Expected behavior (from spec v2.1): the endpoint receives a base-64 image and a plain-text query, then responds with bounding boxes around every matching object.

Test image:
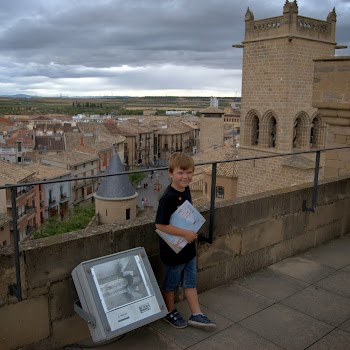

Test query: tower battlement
[244,1,336,44]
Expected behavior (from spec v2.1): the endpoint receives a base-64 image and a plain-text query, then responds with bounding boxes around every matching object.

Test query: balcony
[48,198,57,208]
[60,193,69,203]
[6,186,35,206]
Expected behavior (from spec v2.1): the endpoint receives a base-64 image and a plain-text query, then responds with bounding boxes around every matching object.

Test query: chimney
[80,136,84,146]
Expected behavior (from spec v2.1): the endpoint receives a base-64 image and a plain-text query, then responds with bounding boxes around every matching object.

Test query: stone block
[307,202,343,231]
[270,231,316,263]
[24,314,91,350]
[50,278,78,320]
[241,219,283,255]
[112,222,159,256]
[0,296,49,350]
[25,229,112,289]
[314,220,342,245]
[282,212,308,240]
[197,231,241,270]
[197,261,229,293]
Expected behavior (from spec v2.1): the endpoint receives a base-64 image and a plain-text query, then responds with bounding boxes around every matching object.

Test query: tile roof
[192,145,237,164]
[0,117,14,125]
[0,159,35,183]
[202,162,238,178]
[199,107,225,114]
[0,213,11,226]
[5,129,34,147]
[77,123,126,143]
[40,151,98,166]
[282,155,317,170]
[25,163,71,180]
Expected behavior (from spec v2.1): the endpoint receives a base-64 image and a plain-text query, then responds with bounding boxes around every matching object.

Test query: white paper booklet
[156,200,206,254]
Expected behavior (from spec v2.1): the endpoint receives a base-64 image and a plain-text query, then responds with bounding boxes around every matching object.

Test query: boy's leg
[162,263,188,329]
[184,288,201,314]
[162,289,175,312]
[182,259,216,331]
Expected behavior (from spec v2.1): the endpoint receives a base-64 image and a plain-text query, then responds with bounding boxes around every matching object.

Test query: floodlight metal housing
[72,247,167,343]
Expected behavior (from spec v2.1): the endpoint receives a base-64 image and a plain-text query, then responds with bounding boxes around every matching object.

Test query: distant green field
[0,96,240,116]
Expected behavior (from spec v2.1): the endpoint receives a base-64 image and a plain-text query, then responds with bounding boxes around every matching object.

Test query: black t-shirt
[155,185,196,266]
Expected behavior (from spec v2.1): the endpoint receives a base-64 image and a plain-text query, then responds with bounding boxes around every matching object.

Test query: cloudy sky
[0,0,349,97]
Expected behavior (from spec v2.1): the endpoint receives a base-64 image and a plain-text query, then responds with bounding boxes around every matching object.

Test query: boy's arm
[155,223,197,243]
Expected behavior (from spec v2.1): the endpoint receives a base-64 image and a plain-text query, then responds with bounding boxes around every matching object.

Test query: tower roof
[95,155,136,199]
[199,107,224,114]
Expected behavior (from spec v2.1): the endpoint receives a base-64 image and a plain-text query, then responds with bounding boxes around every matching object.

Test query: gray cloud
[0,0,349,96]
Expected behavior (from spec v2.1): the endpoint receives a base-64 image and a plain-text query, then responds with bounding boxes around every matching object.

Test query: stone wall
[1,175,350,350]
[312,56,350,178]
[237,147,325,197]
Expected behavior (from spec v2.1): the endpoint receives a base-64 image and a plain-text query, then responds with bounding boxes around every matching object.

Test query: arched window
[268,117,277,148]
[293,113,309,149]
[244,110,260,147]
[260,111,278,148]
[251,116,260,146]
[310,115,325,148]
[216,186,224,199]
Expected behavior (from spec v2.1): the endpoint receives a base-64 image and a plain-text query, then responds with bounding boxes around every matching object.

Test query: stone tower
[237,1,337,197]
[199,107,225,152]
[94,154,138,224]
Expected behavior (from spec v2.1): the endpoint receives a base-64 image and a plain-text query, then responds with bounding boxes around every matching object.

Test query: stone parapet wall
[1,176,350,350]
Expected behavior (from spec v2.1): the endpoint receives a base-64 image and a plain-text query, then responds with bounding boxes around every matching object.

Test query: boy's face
[169,166,193,192]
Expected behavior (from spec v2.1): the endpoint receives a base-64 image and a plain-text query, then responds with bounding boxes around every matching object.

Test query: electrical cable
[63,333,126,349]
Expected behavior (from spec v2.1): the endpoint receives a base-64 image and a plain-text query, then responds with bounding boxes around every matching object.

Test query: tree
[129,172,146,187]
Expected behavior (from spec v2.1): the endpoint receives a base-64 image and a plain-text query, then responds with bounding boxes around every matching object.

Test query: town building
[0,129,34,164]
[0,160,36,241]
[0,213,11,247]
[39,151,98,205]
[198,107,225,152]
[25,163,71,220]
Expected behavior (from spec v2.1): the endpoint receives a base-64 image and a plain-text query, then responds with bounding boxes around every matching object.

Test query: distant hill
[1,94,33,98]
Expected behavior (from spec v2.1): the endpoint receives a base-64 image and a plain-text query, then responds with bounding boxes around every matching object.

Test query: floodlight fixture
[72,247,167,343]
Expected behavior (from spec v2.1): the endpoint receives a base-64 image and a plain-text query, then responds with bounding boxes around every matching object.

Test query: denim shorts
[163,257,197,291]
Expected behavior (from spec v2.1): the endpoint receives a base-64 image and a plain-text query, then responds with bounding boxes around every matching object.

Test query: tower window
[216,186,224,199]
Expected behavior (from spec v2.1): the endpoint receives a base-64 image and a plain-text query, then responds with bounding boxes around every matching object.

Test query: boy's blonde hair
[168,152,194,173]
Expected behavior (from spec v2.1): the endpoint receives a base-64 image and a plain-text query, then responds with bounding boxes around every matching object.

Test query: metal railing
[0,146,350,301]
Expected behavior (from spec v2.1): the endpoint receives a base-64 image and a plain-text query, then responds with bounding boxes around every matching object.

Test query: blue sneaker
[188,314,216,331]
[163,308,188,329]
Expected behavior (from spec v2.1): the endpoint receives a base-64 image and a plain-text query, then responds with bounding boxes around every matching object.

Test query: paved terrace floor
[74,233,350,350]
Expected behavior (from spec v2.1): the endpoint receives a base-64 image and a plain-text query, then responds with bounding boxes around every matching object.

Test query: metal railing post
[303,150,321,213]
[9,186,22,301]
[208,163,217,244]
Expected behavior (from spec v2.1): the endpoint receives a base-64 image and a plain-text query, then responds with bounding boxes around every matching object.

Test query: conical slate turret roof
[95,155,136,198]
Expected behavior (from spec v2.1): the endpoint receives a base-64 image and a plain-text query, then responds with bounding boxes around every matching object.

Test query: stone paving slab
[339,319,350,333]
[307,329,350,350]
[298,235,350,269]
[281,285,350,327]
[150,301,233,349]
[80,325,182,350]
[187,324,284,350]
[197,282,274,323]
[316,270,350,298]
[341,264,350,273]
[235,268,309,302]
[239,303,334,350]
[269,257,336,283]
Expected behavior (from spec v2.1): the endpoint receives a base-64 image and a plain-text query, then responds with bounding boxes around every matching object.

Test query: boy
[155,152,216,331]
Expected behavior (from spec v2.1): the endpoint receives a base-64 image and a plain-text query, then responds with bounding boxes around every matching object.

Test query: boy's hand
[183,230,197,243]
